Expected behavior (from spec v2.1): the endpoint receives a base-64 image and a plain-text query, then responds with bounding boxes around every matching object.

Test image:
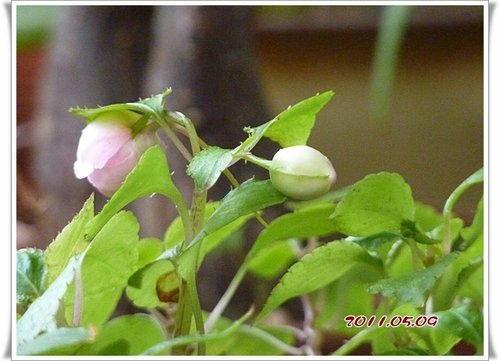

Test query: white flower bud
[269,145,336,200]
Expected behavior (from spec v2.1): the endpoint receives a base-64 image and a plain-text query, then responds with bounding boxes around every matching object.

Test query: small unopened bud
[269,145,336,200]
[74,110,155,197]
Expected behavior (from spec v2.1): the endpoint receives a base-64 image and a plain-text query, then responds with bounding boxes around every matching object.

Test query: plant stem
[166,111,200,154]
[188,189,208,354]
[406,238,424,272]
[240,153,272,170]
[157,121,193,162]
[149,308,174,336]
[205,265,248,333]
[187,271,205,354]
[300,294,318,355]
[442,168,483,254]
[222,168,240,188]
[174,280,192,337]
[332,327,376,355]
[442,213,453,255]
[239,324,304,355]
[178,112,207,354]
[162,111,207,353]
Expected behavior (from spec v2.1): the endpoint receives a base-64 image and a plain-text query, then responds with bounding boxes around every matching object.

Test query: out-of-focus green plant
[369,6,412,124]
[16,5,60,51]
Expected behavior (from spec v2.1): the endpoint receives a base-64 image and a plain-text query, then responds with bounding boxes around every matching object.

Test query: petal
[74,122,132,178]
[87,142,140,196]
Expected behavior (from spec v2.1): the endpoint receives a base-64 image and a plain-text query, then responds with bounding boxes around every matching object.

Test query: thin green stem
[166,111,200,155]
[442,219,453,255]
[161,112,206,352]
[172,123,208,149]
[222,169,240,188]
[405,238,424,272]
[187,270,205,355]
[188,189,208,354]
[190,189,206,243]
[332,327,376,355]
[240,153,272,170]
[175,111,207,354]
[157,121,193,162]
[171,190,194,251]
[174,281,192,338]
[442,168,483,254]
[239,325,304,355]
[149,308,174,336]
[205,265,248,333]
[255,213,269,228]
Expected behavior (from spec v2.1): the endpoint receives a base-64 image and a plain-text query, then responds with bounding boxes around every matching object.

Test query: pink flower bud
[74,110,155,197]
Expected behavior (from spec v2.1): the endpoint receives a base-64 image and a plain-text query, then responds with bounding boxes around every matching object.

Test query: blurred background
[15,4,484,323]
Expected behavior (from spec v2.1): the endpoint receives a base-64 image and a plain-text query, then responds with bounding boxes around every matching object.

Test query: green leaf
[414,202,444,232]
[316,277,375,337]
[285,185,352,210]
[17,254,83,345]
[246,203,337,262]
[376,348,430,356]
[163,214,185,249]
[428,218,464,242]
[368,252,459,306]
[44,195,94,284]
[461,196,483,248]
[77,314,166,355]
[85,145,186,240]
[331,172,414,236]
[248,240,297,279]
[188,179,287,250]
[235,122,273,156]
[233,91,334,155]
[16,248,48,310]
[385,240,414,276]
[187,146,234,191]
[137,238,164,268]
[401,220,441,245]
[256,241,382,322]
[434,302,483,349]
[264,91,334,147]
[69,89,171,123]
[136,89,171,120]
[126,259,177,309]
[65,211,139,326]
[431,237,483,311]
[346,231,401,250]
[17,327,95,356]
[443,168,483,217]
[198,213,253,268]
[456,256,483,303]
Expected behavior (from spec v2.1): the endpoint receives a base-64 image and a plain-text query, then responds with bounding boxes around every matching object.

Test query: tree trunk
[30,5,271,314]
[32,6,154,247]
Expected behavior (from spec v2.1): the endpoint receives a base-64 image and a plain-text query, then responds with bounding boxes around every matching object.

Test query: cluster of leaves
[16,91,483,356]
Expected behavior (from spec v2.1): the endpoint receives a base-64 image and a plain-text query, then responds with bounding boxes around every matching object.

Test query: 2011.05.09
[344,314,439,328]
